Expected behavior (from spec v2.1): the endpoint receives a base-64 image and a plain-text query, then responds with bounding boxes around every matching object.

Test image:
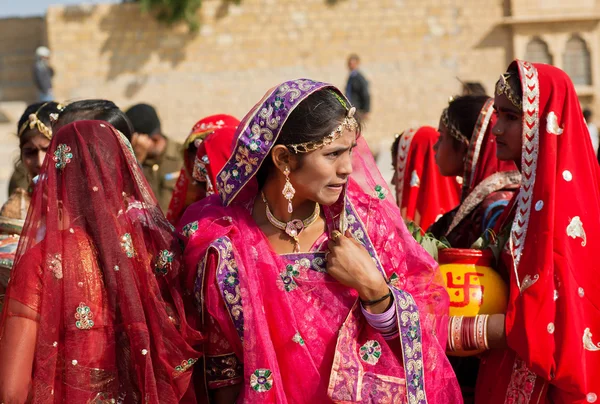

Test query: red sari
[395,126,460,231]
[430,99,520,248]
[0,121,202,403]
[476,61,600,403]
[166,114,239,226]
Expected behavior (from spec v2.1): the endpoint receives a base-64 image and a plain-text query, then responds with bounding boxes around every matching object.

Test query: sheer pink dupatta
[180,80,460,403]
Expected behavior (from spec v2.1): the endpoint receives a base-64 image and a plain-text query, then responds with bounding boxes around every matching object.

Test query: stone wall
[44,0,511,151]
[0,17,47,103]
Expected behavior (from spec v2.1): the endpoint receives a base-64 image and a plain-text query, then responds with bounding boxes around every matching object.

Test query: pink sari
[180,79,461,403]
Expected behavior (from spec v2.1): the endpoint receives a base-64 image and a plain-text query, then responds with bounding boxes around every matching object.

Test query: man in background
[32,47,54,102]
[345,54,371,120]
[584,108,599,157]
[125,103,183,212]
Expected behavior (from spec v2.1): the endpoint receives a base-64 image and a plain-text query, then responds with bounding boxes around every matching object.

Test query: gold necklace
[261,192,320,253]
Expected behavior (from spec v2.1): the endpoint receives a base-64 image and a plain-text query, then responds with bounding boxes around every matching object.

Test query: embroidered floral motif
[46,253,63,279]
[250,369,274,392]
[206,354,243,387]
[120,233,135,258]
[373,185,388,200]
[388,272,400,286]
[583,328,600,352]
[182,221,199,238]
[224,271,239,287]
[272,96,286,111]
[292,331,305,346]
[235,146,259,174]
[519,274,539,293]
[546,111,564,135]
[278,264,300,292]
[75,303,94,330]
[359,340,382,365]
[155,249,173,275]
[505,358,537,403]
[173,358,198,377]
[567,216,587,246]
[248,139,262,152]
[53,144,73,170]
[410,170,420,187]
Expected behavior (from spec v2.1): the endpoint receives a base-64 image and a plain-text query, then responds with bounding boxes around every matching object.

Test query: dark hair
[462,82,487,96]
[446,94,491,149]
[584,108,593,121]
[56,100,134,141]
[18,101,62,148]
[257,88,361,187]
[391,133,401,161]
[125,103,161,136]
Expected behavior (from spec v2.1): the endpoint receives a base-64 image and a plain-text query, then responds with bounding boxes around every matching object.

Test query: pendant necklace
[261,192,320,253]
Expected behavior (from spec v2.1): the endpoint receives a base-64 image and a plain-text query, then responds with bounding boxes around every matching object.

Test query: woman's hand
[327,230,390,313]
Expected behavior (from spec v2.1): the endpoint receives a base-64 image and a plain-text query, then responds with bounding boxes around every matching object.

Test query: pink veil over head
[180,80,461,403]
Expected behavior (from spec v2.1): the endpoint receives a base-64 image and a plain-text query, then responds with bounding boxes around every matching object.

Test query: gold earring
[282,166,295,214]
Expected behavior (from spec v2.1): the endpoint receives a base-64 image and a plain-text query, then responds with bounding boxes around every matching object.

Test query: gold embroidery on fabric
[583,328,600,352]
[546,111,564,135]
[173,358,198,377]
[46,253,63,279]
[567,216,587,246]
[519,274,539,293]
[75,302,94,330]
[120,233,136,257]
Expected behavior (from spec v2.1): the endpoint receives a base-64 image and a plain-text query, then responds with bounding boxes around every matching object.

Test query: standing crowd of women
[0,59,596,404]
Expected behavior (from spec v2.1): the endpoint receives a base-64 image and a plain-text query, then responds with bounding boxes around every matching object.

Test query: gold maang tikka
[441,107,469,144]
[288,101,359,153]
[495,73,522,110]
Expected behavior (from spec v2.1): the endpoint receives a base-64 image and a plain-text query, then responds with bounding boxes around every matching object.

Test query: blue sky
[0,0,119,18]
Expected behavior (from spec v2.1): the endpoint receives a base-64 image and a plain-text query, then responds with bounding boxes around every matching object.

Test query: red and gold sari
[476,61,600,403]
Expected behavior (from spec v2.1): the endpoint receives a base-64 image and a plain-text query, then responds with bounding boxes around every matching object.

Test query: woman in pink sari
[180,80,461,403]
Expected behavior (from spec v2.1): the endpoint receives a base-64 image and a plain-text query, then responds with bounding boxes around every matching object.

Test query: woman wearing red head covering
[166,115,239,225]
[429,95,521,248]
[391,126,461,232]
[0,120,202,403]
[472,61,600,403]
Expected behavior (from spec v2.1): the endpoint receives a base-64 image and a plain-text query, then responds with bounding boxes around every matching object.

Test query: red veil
[0,120,202,403]
[477,61,600,402]
[166,114,239,226]
[395,126,460,231]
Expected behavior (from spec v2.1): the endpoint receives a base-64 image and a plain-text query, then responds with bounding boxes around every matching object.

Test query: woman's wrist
[357,280,389,302]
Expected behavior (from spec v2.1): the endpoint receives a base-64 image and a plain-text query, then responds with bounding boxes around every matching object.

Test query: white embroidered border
[510,61,540,285]
[467,100,495,191]
[396,128,417,207]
